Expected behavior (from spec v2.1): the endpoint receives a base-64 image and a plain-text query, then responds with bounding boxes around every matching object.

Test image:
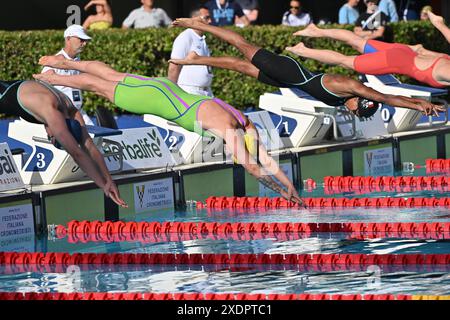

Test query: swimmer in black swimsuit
[0,79,127,208]
[170,17,445,118]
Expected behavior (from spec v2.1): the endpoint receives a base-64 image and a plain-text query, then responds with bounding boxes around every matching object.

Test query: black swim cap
[52,119,83,150]
[356,98,380,119]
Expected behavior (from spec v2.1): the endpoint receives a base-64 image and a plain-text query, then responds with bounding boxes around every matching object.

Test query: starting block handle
[280,107,357,141]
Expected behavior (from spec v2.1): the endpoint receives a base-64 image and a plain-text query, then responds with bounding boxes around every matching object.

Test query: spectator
[379,0,399,22]
[400,0,420,21]
[339,0,360,25]
[204,0,250,27]
[354,0,391,42]
[168,8,214,97]
[42,25,94,125]
[83,0,113,30]
[282,0,312,27]
[420,5,433,21]
[235,0,259,25]
[122,0,172,29]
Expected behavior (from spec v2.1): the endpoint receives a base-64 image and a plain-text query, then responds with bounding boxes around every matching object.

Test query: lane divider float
[201,196,450,209]
[0,292,436,300]
[1,292,449,300]
[320,176,449,194]
[1,252,449,268]
[52,221,450,241]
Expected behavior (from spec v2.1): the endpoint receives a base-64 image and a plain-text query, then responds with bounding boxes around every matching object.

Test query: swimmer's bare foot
[286,42,309,56]
[169,51,201,66]
[172,17,206,29]
[33,70,58,85]
[38,55,67,69]
[428,11,445,27]
[293,23,323,37]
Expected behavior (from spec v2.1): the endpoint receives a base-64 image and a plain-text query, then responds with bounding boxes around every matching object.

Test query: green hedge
[0,21,448,117]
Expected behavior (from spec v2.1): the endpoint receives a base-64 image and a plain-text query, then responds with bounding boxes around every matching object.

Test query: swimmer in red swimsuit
[288,23,450,88]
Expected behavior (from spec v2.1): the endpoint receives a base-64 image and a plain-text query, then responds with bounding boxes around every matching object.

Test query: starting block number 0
[381,108,391,122]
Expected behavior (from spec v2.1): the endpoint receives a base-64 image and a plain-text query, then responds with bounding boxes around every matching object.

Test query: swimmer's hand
[104,180,128,208]
[282,186,306,208]
[431,103,447,116]
[417,100,446,116]
[38,55,67,69]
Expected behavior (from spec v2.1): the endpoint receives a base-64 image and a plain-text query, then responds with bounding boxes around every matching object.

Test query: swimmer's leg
[39,56,127,82]
[34,72,117,101]
[294,23,367,53]
[286,42,357,70]
[170,52,287,87]
[173,18,260,61]
[170,53,261,79]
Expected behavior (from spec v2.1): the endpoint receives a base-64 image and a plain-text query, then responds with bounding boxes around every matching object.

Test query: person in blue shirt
[339,0,360,24]
[379,0,399,22]
[203,0,250,26]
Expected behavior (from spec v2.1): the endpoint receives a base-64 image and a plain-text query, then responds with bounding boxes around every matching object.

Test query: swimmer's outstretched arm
[45,110,110,193]
[71,109,127,208]
[428,11,450,44]
[211,122,302,204]
[245,122,303,205]
[341,77,446,116]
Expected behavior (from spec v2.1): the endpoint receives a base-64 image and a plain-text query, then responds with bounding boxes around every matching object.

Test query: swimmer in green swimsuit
[34,55,303,204]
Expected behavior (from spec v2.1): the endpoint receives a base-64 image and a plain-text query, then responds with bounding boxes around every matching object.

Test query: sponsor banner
[0,203,35,250]
[0,143,25,191]
[364,147,394,176]
[259,162,293,196]
[246,111,284,151]
[103,127,176,171]
[134,178,175,213]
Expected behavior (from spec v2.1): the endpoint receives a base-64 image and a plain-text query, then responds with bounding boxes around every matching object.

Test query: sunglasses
[201,15,211,20]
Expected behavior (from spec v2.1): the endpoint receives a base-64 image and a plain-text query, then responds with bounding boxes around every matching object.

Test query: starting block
[258,88,340,147]
[362,74,449,133]
[7,120,124,185]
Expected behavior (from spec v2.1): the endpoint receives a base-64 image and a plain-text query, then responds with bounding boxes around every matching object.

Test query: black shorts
[252,48,314,87]
[251,49,346,107]
[0,80,41,123]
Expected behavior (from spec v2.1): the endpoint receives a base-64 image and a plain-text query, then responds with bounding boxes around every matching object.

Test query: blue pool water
[0,183,449,295]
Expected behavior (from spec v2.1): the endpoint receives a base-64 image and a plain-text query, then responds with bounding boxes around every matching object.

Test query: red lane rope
[1,252,449,267]
[60,229,450,244]
[321,176,450,194]
[0,292,414,300]
[54,221,450,241]
[202,196,450,209]
[425,159,450,174]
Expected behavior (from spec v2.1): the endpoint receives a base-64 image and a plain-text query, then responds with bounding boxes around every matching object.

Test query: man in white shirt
[282,0,312,27]
[168,8,214,97]
[122,0,172,29]
[42,24,94,125]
